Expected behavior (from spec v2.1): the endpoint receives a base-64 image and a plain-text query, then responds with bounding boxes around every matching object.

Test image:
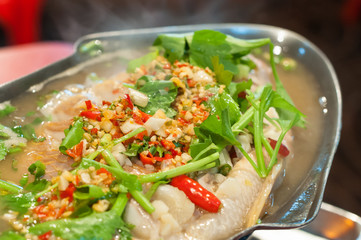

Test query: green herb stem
[234,143,261,177]
[139,152,219,183]
[129,190,155,214]
[86,149,103,160]
[112,193,129,216]
[231,107,254,133]
[266,130,288,174]
[81,159,136,185]
[253,103,266,177]
[112,127,146,146]
[144,180,169,200]
[196,161,218,171]
[98,150,155,214]
[261,137,275,160]
[34,183,58,199]
[0,179,22,193]
[102,149,120,168]
[193,143,219,161]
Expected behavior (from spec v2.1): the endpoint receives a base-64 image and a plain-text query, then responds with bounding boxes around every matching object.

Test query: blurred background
[0,0,360,216]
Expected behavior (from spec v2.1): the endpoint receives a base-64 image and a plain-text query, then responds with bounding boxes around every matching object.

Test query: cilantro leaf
[153,34,186,63]
[189,138,214,159]
[28,161,46,179]
[127,50,159,73]
[11,124,45,142]
[24,179,49,193]
[0,142,7,160]
[74,185,106,200]
[0,124,9,138]
[123,143,142,157]
[189,30,238,74]
[59,119,84,154]
[29,193,130,240]
[0,104,16,118]
[0,231,26,240]
[212,56,233,86]
[136,77,178,117]
[195,108,238,150]
[208,91,241,126]
[30,210,124,240]
[228,79,253,100]
[0,192,36,215]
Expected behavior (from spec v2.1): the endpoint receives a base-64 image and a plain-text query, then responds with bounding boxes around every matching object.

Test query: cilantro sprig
[151,29,305,177]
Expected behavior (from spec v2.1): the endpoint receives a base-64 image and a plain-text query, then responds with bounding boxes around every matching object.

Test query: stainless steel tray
[0,24,342,239]
[249,202,361,240]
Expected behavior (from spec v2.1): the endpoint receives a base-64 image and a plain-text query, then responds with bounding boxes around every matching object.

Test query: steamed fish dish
[0,30,304,240]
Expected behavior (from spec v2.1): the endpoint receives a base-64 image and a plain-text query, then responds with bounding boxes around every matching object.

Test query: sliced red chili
[160,139,175,150]
[96,167,112,176]
[170,149,181,157]
[237,91,247,99]
[38,230,52,240]
[177,117,190,126]
[139,152,155,165]
[80,110,101,121]
[268,138,290,157]
[33,205,47,220]
[135,130,147,140]
[56,205,67,219]
[90,128,98,135]
[124,94,134,110]
[102,100,112,106]
[171,175,221,213]
[85,100,92,110]
[154,153,173,161]
[60,182,76,202]
[133,113,144,125]
[65,141,83,159]
[133,110,151,125]
[187,79,196,87]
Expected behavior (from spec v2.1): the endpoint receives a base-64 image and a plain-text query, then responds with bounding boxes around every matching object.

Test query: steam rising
[44,0,262,42]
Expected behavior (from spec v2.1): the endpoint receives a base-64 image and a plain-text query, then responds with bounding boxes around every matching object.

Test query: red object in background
[342,0,361,25]
[0,0,74,85]
[0,0,45,45]
[0,42,73,84]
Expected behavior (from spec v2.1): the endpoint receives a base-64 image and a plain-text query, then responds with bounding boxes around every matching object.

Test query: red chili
[171,175,221,213]
[65,141,83,159]
[268,138,290,157]
[124,94,134,110]
[96,167,112,176]
[60,183,76,202]
[237,91,247,99]
[90,127,98,135]
[80,110,101,121]
[135,130,147,140]
[160,139,175,150]
[170,149,181,157]
[154,153,173,162]
[133,110,151,125]
[38,231,52,240]
[187,79,196,87]
[85,100,92,110]
[139,152,155,165]
[102,100,112,106]
[177,117,190,126]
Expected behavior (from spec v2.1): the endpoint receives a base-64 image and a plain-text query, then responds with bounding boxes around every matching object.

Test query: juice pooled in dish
[0,30,305,240]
